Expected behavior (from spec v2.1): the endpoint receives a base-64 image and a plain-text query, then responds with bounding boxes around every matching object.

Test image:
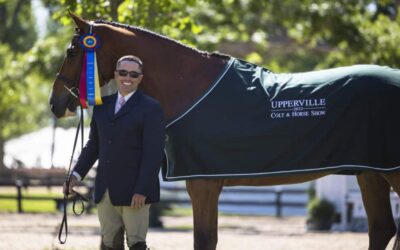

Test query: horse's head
[50,13,116,118]
[49,13,83,118]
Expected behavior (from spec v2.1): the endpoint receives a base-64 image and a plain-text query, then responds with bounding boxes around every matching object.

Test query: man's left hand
[131,193,147,209]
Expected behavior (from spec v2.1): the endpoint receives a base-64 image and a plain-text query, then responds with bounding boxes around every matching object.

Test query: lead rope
[58,105,89,244]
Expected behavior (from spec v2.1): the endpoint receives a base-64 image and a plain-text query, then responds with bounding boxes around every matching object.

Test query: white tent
[5,126,90,169]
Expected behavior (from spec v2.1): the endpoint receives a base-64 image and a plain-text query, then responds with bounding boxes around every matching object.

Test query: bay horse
[49,14,400,250]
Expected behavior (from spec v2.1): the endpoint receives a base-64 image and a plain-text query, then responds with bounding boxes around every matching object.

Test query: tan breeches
[97,191,150,248]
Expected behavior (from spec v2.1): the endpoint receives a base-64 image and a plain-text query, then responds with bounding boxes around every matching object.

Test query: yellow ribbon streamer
[94,53,103,105]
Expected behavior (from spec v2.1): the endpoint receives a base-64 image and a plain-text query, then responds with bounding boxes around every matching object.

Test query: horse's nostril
[50,104,55,112]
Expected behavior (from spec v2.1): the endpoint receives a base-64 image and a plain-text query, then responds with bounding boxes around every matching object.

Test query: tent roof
[5,126,89,169]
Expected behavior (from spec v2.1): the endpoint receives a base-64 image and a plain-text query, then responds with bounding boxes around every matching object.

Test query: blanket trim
[166,57,235,128]
[164,164,400,181]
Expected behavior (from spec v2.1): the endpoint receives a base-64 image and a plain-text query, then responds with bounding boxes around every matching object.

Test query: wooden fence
[0,179,308,216]
[161,184,308,217]
[0,179,92,213]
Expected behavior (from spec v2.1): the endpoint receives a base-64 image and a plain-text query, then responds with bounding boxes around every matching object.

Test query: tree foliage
[0,32,68,139]
[1,0,400,169]
[266,0,400,68]
[0,0,37,52]
[44,0,202,46]
[47,0,400,70]
[0,1,69,169]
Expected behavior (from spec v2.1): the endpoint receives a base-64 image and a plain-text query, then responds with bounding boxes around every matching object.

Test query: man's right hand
[63,174,79,196]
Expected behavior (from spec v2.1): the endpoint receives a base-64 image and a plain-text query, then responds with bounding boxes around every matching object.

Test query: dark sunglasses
[115,69,143,78]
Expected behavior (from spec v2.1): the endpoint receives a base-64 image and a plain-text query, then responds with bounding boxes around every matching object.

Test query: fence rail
[0,180,90,213]
[0,180,308,216]
[161,185,307,217]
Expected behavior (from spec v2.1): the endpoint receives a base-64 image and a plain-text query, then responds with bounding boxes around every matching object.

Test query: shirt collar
[117,90,136,103]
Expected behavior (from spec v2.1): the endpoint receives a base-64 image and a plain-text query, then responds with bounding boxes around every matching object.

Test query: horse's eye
[67,45,76,58]
[66,33,81,58]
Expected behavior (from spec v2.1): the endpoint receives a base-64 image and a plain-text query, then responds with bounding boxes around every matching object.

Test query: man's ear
[68,10,89,33]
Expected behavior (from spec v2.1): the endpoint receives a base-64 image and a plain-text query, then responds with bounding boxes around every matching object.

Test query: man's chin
[118,86,138,95]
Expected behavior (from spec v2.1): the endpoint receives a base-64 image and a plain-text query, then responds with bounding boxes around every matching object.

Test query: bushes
[306,198,335,231]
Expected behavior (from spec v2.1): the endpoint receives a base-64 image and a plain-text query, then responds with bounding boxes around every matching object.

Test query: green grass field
[0,198,58,213]
[0,187,192,216]
[0,188,63,213]
[162,205,193,217]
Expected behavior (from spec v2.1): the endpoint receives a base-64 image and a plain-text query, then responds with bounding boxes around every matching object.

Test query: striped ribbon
[79,32,103,108]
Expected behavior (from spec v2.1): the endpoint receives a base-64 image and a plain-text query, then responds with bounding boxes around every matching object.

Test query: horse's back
[265,64,400,103]
[276,64,400,86]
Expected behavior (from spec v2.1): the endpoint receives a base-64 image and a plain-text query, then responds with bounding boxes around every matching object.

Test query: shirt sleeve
[71,171,82,181]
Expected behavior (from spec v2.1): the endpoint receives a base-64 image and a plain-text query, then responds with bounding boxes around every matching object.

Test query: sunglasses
[115,69,143,78]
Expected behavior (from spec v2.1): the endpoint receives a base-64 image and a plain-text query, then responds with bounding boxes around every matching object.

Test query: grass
[0,199,58,213]
[0,188,63,213]
[0,188,196,217]
[162,205,193,217]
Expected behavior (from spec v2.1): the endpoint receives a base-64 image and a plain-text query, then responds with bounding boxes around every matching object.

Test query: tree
[0,0,37,52]
[190,0,400,70]
[265,0,400,68]
[0,1,37,170]
[0,1,68,170]
[48,0,400,70]
[46,0,201,45]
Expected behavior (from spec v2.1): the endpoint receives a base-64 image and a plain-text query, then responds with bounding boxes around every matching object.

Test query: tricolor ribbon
[79,32,102,108]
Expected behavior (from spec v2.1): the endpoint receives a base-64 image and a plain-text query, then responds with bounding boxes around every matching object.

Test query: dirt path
[0,213,396,250]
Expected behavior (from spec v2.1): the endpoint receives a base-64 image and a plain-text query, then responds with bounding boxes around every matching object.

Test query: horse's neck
[147,54,228,123]
[117,30,229,122]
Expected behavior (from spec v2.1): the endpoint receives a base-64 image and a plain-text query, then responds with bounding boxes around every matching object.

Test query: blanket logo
[270,98,326,119]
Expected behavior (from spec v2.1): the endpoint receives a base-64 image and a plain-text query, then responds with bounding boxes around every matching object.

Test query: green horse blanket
[163,58,400,181]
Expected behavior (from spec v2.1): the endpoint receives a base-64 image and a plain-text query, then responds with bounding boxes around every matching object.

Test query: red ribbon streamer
[79,53,88,108]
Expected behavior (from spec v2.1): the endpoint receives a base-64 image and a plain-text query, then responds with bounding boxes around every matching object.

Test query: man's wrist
[71,171,82,181]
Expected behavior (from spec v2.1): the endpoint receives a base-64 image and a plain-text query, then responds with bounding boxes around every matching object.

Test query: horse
[49,13,400,250]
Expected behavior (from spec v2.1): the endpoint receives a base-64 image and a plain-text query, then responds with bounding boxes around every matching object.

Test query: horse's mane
[94,19,230,60]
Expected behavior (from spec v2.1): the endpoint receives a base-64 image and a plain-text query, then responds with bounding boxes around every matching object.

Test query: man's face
[114,60,143,96]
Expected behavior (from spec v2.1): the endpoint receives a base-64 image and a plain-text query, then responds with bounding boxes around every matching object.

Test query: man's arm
[133,103,165,201]
[65,117,99,194]
[74,117,99,178]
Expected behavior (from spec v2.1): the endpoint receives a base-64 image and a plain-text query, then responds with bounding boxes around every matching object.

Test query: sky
[32,0,49,38]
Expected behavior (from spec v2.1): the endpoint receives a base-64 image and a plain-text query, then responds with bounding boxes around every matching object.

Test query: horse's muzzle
[49,91,76,118]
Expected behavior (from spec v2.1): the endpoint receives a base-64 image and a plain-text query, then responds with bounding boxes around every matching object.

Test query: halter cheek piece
[56,28,82,100]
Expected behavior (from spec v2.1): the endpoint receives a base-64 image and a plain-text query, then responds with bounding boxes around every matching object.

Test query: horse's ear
[68,11,89,32]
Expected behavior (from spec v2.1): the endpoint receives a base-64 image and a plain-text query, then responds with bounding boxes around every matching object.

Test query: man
[65,55,165,250]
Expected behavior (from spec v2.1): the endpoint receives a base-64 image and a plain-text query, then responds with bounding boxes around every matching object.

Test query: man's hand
[131,193,147,209]
[63,174,79,196]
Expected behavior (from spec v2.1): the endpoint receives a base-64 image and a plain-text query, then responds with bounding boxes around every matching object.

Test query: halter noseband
[56,73,80,98]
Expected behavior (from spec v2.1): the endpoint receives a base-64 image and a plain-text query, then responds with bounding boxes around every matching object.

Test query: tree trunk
[11,0,24,29]
[0,2,7,42]
[110,0,123,21]
[0,137,4,171]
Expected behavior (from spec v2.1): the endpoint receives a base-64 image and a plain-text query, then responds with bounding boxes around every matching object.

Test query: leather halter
[56,73,80,98]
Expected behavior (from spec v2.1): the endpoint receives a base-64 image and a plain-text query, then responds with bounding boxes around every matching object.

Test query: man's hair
[116,55,143,71]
